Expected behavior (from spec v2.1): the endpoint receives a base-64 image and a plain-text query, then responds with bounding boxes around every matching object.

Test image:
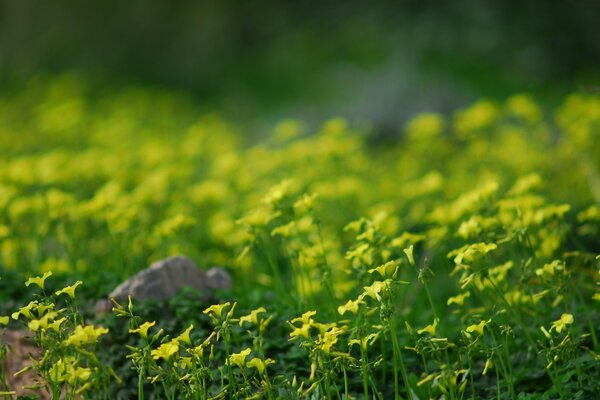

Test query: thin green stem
[389,320,410,400]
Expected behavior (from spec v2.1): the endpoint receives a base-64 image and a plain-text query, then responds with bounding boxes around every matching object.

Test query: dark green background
[1,0,599,129]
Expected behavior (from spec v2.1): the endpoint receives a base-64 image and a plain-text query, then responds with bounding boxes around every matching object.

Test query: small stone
[108,256,211,302]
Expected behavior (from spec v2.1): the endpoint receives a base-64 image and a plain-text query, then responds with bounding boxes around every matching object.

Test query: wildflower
[482,358,493,376]
[448,242,497,266]
[247,357,275,374]
[349,333,379,351]
[47,317,66,332]
[403,245,415,266]
[363,280,389,300]
[447,292,470,306]
[368,260,399,278]
[271,221,295,238]
[417,373,436,387]
[27,311,58,332]
[289,323,312,341]
[227,347,251,368]
[65,325,109,347]
[129,321,156,339]
[180,357,193,369]
[0,316,9,325]
[418,318,439,336]
[239,307,267,327]
[12,302,39,320]
[290,310,317,326]
[345,243,373,265]
[25,272,52,290]
[337,296,364,315]
[535,260,565,277]
[151,339,180,361]
[66,367,92,384]
[176,324,194,345]
[294,193,317,214]
[550,313,574,333]
[465,320,489,336]
[203,302,231,319]
[192,332,216,358]
[35,302,55,317]
[317,326,345,354]
[55,281,83,299]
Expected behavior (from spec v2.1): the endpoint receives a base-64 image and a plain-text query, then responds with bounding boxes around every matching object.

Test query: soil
[1,329,50,399]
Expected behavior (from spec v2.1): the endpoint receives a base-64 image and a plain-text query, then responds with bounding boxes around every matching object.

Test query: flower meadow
[0,76,600,399]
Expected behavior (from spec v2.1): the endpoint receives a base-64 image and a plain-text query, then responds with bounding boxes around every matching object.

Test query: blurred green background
[1,0,599,132]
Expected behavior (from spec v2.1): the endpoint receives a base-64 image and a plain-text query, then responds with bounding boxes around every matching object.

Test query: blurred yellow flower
[465,320,489,336]
[337,297,364,315]
[447,292,470,306]
[550,313,574,333]
[417,318,439,336]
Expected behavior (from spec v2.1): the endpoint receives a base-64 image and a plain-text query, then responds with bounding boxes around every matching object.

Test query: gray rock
[107,255,232,303]
[206,267,233,291]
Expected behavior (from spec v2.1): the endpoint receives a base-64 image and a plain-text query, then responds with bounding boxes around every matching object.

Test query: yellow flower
[12,301,37,320]
[349,333,379,351]
[247,357,275,375]
[227,347,251,368]
[129,321,156,339]
[192,332,216,358]
[363,280,390,300]
[180,357,193,369]
[176,324,194,345]
[35,302,55,317]
[151,339,180,361]
[27,311,58,332]
[289,323,312,341]
[293,193,317,214]
[290,310,317,326]
[66,367,91,385]
[550,313,574,333]
[593,293,600,302]
[403,245,415,266]
[203,302,231,319]
[337,297,364,315]
[465,320,489,336]
[368,260,399,278]
[55,281,83,299]
[417,318,439,336]
[535,260,564,278]
[317,326,345,354]
[25,271,53,290]
[239,307,267,327]
[47,317,67,332]
[0,316,9,325]
[65,325,109,347]
[447,292,471,306]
